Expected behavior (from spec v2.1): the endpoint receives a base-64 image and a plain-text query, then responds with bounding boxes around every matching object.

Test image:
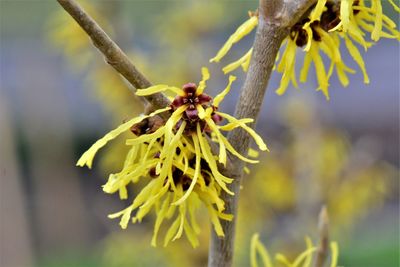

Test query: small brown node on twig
[248,9,259,18]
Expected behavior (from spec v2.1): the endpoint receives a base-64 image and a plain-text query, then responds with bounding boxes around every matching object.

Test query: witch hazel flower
[135,67,267,195]
[211,0,400,100]
[76,67,266,246]
[106,140,233,248]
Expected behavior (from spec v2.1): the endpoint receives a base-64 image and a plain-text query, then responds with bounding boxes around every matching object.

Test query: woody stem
[207,0,317,266]
[56,0,171,111]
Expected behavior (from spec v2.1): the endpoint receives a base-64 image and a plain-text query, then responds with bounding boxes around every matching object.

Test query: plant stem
[207,0,317,266]
[56,0,170,110]
[313,206,330,267]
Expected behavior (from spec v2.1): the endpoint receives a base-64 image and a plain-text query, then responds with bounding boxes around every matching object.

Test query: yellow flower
[77,110,232,246]
[250,233,339,267]
[211,0,399,100]
[135,67,268,196]
[332,0,400,41]
[77,67,267,246]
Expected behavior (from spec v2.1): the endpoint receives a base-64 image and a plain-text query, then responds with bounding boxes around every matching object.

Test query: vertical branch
[313,206,330,267]
[208,0,317,266]
[208,20,287,267]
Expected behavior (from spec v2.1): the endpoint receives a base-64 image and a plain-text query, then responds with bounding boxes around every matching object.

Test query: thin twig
[208,0,317,266]
[313,206,330,267]
[56,0,232,160]
[56,0,171,110]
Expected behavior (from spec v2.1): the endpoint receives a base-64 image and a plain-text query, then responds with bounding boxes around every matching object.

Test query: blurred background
[0,1,398,267]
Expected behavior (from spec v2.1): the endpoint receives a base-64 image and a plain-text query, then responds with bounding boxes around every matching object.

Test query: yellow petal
[125,127,165,146]
[219,118,254,131]
[197,67,210,94]
[330,242,339,267]
[222,48,253,74]
[210,16,258,63]
[276,254,292,267]
[248,148,259,158]
[302,237,314,267]
[206,118,227,166]
[172,203,186,241]
[196,125,234,194]
[136,84,182,96]
[310,0,327,21]
[157,120,186,182]
[183,221,199,248]
[347,20,371,51]
[344,36,370,84]
[163,105,186,151]
[207,205,225,237]
[300,53,312,83]
[303,24,313,52]
[216,112,268,151]
[197,104,206,120]
[310,43,330,100]
[151,194,170,247]
[329,0,352,32]
[371,0,383,41]
[77,107,170,168]
[213,75,237,107]
[108,205,134,229]
[218,132,259,164]
[163,216,181,247]
[135,182,169,223]
[250,233,273,267]
[172,135,201,205]
[119,186,128,200]
[389,0,400,13]
[292,247,318,267]
[250,234,259,267]
[188,196,201,234]
[276,38,298,95]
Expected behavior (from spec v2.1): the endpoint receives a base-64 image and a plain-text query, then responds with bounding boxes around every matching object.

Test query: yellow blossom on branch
[211,0,400,100]
[250,233,339,267]
[76,67,267,246]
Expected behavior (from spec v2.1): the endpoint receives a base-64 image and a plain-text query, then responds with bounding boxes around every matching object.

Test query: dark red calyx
[171,96,185,109]
[211,113,223,124]
[197,93,212,104]
[149,167,158,178]
[185,107,199,121]
[183,83,197,95]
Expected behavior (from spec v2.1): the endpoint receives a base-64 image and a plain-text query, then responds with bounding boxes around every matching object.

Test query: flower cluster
[77,68,267,246]
[211,0,400,99]
[250,233,339,267]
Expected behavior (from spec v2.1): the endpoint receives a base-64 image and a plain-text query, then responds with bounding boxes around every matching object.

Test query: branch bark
[313,206,330,267]
[208,0,317,266]
[56,0,171,110]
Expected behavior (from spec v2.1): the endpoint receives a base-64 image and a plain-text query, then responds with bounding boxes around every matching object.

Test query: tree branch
[313,206,330,267]
[208,0,317,266]
[56,0,171,110]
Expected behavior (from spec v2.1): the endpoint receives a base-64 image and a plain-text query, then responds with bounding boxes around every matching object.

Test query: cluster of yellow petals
[135,68,267,192]
[211,0,400,100]
[77,68,266,246]
[250,234,339,267]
